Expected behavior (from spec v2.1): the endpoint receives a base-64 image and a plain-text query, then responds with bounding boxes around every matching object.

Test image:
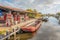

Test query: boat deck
[0,19,37,31]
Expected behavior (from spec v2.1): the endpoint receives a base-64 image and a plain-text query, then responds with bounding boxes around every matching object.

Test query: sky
[0,0,60,14]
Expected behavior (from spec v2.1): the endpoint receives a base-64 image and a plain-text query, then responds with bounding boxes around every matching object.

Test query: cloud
[3,1,15,7]
[0,0,60,14]
[52,0,60,4]
[53,1,60,4]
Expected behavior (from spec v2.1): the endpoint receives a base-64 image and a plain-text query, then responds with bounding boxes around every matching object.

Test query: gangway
[0,19,37,40]
[0,27,20,40]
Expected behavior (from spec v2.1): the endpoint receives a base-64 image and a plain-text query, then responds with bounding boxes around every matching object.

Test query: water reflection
[48,17,59,25]
[20,33,34,40]
[9,33,35,40]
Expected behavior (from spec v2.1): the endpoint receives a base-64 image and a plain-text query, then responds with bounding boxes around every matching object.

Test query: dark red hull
[21,21,42,32]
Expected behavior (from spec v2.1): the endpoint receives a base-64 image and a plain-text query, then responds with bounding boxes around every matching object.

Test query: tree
[57,12,60,16]
[26,9,35,18]
[26,8,33,12]
[33,9,37,13]
[56,12,60,19]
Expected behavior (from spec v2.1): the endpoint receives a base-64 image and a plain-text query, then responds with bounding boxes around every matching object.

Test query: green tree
[57,12,60,16]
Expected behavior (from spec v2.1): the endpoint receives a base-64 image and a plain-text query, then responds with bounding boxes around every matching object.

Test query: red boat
[21,19,42,33]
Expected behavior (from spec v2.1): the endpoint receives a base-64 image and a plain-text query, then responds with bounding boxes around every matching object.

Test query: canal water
[11,17,60,40]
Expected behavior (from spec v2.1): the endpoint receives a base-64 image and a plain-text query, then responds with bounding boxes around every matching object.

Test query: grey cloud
[32,0,53,5]
[0,0,60,14]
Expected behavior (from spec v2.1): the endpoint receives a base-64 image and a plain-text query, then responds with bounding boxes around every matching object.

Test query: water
[10,17,60,40]
[28,17,60,40]
[48,17,59,25]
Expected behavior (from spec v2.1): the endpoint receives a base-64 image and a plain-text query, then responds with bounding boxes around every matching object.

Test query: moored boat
[21,19,42,33]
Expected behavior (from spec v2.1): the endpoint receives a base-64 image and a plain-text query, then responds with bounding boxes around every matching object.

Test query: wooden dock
[0,19,37,40]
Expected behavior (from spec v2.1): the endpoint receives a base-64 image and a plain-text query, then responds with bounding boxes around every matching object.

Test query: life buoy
[4,14,7,21]
[6,13,13,26]
[14,15,17,21]
[17,15,20,23]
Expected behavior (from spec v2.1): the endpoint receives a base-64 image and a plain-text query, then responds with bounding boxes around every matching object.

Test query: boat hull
[21,21,42,33]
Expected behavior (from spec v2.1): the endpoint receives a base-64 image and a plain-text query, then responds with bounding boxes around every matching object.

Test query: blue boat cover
[0,10,3,16]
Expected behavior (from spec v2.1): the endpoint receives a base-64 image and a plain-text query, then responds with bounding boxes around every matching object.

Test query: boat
[21,19,42,33]
[42,16,48,22]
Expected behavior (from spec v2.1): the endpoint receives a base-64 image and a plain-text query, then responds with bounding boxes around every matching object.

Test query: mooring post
[6,31,9,40]
[13,28,16,40]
